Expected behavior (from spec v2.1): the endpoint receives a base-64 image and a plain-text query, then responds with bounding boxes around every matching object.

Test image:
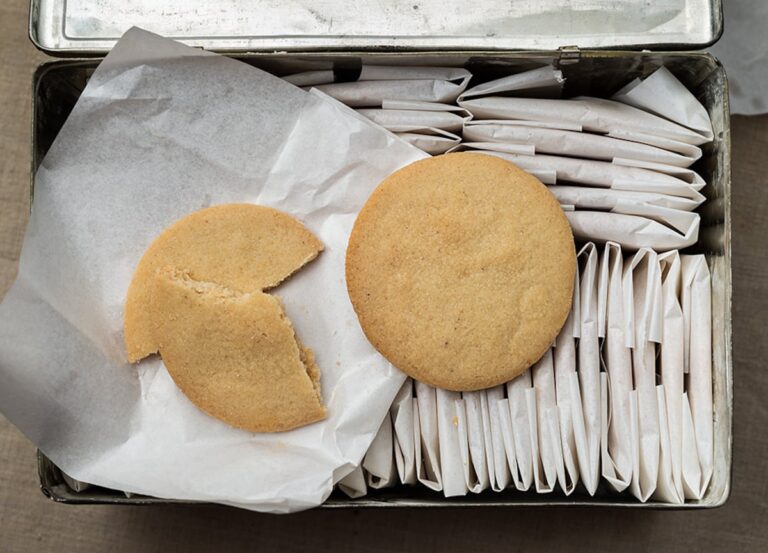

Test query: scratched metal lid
[30,0,722,55]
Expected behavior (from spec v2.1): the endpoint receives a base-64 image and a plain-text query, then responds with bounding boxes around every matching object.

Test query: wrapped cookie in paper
[459,95,710,147]
[358,101,471,133]
[623,249,663,502]
[457,391,490,493]
[681,255,714,500]
[457,66,565,101]
[531,350,566,494]
[357,101,469,155]
[613,67,714,143]
[564,210,699,251]
[462,120,701,168]
[310,65,472,107]
[655,251,686,503]
[436,388,467,497]
[485,385,512,491]
[598,242,633,492]
[458,145,706,198]
[396,129,462,155]
[655,384,682,503]
[390,379,417,485]
[363,414,397,489]
[574,243,601,495]
[500,371,536,492]
[553,273,581,495]
[338,466,368,499]
[414,381,442,491]
[549,186,703,213]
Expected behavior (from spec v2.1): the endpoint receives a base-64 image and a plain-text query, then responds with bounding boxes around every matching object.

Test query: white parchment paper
[462,121,700,168]
[457,66,564,101]
[599,242,633,492]
[311,66,471,107]
[612,67,714,142]
[0,28,427,512]
[459,95,709,146]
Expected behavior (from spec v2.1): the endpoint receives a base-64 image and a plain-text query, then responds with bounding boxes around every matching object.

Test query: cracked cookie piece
[124,204,325,432]
[345,153,576,391]
[149,268,325,433]
[125,204,323,363]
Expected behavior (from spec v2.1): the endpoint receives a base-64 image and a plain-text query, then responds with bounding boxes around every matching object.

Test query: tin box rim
[29,0,723,57]
[28,50,732,509]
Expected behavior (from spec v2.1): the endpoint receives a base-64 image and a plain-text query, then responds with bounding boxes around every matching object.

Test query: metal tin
[30,0,723,55]
[31,51,732,508]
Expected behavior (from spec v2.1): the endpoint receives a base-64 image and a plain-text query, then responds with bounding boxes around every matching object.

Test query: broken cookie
[125,203,323,363]
[150,268,325,432]
[124,204,325,432]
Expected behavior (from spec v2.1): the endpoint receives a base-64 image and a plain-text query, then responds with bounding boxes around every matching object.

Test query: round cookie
[124,204,323,363]
[345,152,576,391]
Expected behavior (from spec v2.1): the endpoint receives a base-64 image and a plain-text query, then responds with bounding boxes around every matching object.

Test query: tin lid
[30,0,723,55]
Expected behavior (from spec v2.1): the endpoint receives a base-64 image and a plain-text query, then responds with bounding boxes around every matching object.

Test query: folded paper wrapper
[325,65,716,504]
[0,31,716,510]
[0,28,428,513]
[287,63,713,252]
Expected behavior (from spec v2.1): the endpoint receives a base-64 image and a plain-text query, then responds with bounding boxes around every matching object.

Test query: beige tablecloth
[1,1,766,550]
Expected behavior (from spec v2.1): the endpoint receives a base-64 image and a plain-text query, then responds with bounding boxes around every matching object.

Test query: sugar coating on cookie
[345,153,576,391]
[125,204,323,363]
[150,268,325,433]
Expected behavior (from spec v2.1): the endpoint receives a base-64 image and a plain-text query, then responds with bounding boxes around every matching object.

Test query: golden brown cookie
[124,204,326,433]
[345,153,576,391]
[125,204,323,363]
[149,268,325,432]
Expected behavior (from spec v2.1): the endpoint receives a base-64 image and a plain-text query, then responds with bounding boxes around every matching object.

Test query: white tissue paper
[486,386,511,491]
[363,414,397,489]
[623,249,663,502]
[414,381,443,491]
[681,255,714,500]
[396,129,462,155]
[457,66,565,101]
[458,391,490,493]
[548,186,703,213]
[654,250,685,504]
[462,121,701,167]
[357,101,469,155]
[612,67,714,142]
[553,275,581,495]
[504,371,536,492]
[337,466,368,499]
[311,66,471,107]
[390,379,417,485]
[0,28,427,513]
[575,244,601,495]
[436,388,467,497]
[531,350,564,494]
[564,210,699,251]
[599,242,633,492]
[357,103,470,133]
[459,95,710,146]
[457,147,705,197]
